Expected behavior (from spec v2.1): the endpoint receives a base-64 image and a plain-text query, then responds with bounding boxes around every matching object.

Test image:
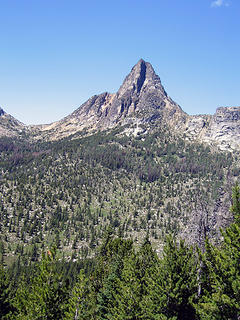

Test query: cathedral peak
[117,59,166,98]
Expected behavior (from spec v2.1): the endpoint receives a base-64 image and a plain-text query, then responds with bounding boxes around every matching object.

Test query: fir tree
[13,247,67,319]
[0,266,12,319]
[96,235,134,319]
[107,237,158,320]
[64,269,89,320]
[108,252,142,320]
[142,236,198,320]
[231,183,240,220]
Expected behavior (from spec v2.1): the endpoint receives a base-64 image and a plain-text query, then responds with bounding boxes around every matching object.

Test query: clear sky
[0,0,239,124]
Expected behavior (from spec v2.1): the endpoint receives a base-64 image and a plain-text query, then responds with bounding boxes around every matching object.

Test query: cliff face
[201,107,240,151]
[185,107,240,151]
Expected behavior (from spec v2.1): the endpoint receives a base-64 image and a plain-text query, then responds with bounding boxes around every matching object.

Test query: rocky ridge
[0,107,27,138]
[37,59,186,140]
[0,60,239,151]
[185,107,240,151]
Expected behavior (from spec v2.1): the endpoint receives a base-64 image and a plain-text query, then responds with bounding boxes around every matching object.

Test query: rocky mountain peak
[38,59,185,139]
[117,59,166,99]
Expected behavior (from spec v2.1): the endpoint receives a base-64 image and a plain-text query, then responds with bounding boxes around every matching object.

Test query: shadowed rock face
[0,108,5,116]
[104,59,179,124]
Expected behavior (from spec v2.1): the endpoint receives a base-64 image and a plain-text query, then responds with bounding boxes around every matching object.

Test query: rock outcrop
[0,107,27,138]
[185,107,240,151]
[201,107,240,151]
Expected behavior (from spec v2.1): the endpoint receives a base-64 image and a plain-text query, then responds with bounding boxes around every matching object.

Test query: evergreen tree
[142,236,198,320]
[108,252,142,320]
[106,237,158,320]
[13,247,67,319]
[64,269,89,320]
[95,235,134,320]
[0,266,12,319]
[231,183,240,220]
[86,230,134,319]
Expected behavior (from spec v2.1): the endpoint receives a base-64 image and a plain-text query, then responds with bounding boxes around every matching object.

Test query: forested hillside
[0,124,239,266]
[0,184,239,319]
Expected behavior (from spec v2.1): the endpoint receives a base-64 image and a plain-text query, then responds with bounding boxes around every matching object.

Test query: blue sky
[0,0,239,124]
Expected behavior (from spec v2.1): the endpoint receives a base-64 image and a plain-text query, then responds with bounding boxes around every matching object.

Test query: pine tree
[13,247,67,319]
[196,226,240,319]
[108,252,142,320]
[0,266,12,319]
[142,236,198,320]
[86,230,134,320]
[96,236,134,319]
[64,269,89,320]
[231,183,240,220]
[106,237,158,320]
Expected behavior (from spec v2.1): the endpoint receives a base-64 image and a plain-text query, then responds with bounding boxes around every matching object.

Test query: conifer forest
[0,185,239,319]
[0,127,239,319]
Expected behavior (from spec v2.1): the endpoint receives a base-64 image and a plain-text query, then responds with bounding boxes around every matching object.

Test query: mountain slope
[0,60,239,152]
[0,107,28,138]
[31,60,240,152]
[0,124,238,264]
[38,59,186,140]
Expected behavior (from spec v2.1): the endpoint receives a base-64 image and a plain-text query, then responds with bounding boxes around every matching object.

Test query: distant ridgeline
[0,60,240,151]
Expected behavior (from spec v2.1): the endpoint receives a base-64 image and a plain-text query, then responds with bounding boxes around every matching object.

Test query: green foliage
[0,126,235,261]
[64,270,89,320]
[0,266,12,319]
[92,231,134,319]
[196,216,240,319]
[231,183,240,221]
[107,252,142,320]
[13,248,67,320]
[142,236,198,320]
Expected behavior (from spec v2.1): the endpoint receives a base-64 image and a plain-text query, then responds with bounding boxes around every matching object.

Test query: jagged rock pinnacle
[41,59,185,139]
[106,59,170,121]
[117,59,166,99]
